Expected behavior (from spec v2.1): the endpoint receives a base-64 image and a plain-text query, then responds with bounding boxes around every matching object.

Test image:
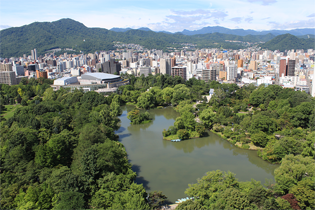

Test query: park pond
[116,105,279,203]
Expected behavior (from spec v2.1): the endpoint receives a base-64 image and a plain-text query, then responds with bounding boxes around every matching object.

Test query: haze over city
[0,0,314,32]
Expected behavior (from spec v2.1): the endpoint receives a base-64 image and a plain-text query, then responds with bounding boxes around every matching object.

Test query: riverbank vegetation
[177,154,315,209]
[1,73,314,209]
[0,82,152,209]
[127,108,152,124]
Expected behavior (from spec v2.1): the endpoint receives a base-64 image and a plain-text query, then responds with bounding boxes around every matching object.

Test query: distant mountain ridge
[111,26,315,36]
[110,27,152,32]
[1,18,314,58]
[259,34,315,51]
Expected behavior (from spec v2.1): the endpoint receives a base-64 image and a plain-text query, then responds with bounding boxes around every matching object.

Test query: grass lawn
[236,112,247,117]
[1,104,21,119]
[126,102,136,105]
[163,131,200,141]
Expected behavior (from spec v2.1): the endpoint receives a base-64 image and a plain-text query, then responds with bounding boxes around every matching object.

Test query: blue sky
[0,0,314,32]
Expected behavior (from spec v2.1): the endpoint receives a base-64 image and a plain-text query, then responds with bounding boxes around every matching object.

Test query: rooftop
[81,72,120,80]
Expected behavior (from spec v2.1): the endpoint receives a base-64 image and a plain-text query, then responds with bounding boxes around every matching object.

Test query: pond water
[116,106,279,203]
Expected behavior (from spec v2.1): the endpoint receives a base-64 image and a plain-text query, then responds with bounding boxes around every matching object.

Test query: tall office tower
[171,66,186,80]
[156,50,163,58]
[66,60,73,69]
[234,54,240,60]
[143,58,150,67]
[249,60,257,70]
[122,52,129,60]
[226,62,237,81]
[237,59,243,68]
[13,63,25,76]
[160,58,166,74]
[139,67,150,77]
[171,56,176,67]
[0,71,17,85]
[166,58,172,75]
[287,59,296,76]
[96,63,102,72]
[290,51,295,60]
[104,54,110,62]
[102,58,121,74]
[57,62,64,72]
[34,49,37,61]
[181,50,185,57]
[219,71,227,80]
[279,59,287,77]
[31,50,35,60]
[0,63,13,72]
[202,69,216,82]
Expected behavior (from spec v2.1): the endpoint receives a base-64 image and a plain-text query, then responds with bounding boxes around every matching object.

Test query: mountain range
[1,18,314,58]
[111,26,315,37]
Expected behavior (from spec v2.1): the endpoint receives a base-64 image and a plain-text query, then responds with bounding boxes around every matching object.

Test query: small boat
[171,139,182,142]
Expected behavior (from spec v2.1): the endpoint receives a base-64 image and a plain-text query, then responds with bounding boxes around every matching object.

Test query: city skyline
[0,0,314,32]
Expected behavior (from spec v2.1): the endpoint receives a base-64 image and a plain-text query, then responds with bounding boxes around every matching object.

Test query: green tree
[251,131,269,147]
[147,191,167,209]
[137,92,155,109]
[177,129,190,140]
[199,108,216,129]
[274,154,315,195]
[52,191,85,210]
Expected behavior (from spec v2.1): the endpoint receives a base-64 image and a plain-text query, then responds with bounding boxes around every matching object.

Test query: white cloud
[149,9,228,32]
[247,0,277,5]
[245,17,253,23]
[269,18,315,29]
[0,25,12,30]
[230,17,242,23]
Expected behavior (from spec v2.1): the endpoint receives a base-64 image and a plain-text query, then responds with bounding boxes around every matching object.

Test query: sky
[0,0,314,32]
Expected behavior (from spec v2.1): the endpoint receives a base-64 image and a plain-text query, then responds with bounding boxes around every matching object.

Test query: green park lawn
[236,112,248,117]
[1,104,21,119]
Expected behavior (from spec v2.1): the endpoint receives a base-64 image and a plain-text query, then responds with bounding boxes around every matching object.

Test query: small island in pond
[162,101,206,141]
[127,108,152,124]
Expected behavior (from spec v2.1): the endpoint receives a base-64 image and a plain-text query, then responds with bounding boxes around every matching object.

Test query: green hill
[259,33,315,51]
[1,19,313,58]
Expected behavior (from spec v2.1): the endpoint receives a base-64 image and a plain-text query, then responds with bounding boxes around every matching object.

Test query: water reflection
[118,106,279,202]
[127,121,154,132]
[132,164,150,190]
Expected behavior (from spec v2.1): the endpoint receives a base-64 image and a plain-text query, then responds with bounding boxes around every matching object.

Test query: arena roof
[81,72,120,80]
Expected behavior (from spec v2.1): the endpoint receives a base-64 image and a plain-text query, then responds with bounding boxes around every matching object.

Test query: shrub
[195,124,206,137]
[168,126,178,135]
[177,129,190,140]
[251,131,269,147]
[242,144,250,149]
[162,129,169,137]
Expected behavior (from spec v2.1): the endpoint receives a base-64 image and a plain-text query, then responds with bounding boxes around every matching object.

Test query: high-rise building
[0,63,13,72]
[249,60,257,70]
[202,69,216,82]
[34,49,37,61]
[237,59,243,68]
[139,67,150,77]
[226,62,237,81]
[279,59,287,77]
[159,58,171,75]
[13,64,25,76]
[171,66,186,80]
[171,57,176,67]
[102,58,121,74]
[0,71,17,85]
[287,59,295,76]
[219,71,227,80]
[31,50,35,60]
[36,70,48,79]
